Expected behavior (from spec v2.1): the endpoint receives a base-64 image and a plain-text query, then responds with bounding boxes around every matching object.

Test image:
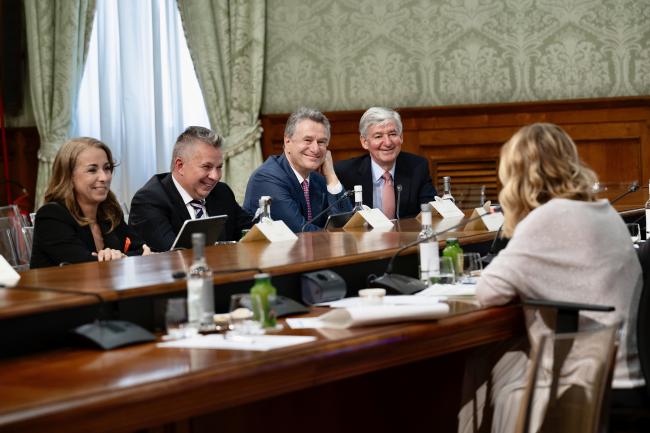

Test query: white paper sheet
[288,304,450,330]
[416,283,477,297]
[157,334,316,351]
[317,295,446,308]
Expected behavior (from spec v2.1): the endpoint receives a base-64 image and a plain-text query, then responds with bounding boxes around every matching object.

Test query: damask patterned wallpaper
[262,0,650,114]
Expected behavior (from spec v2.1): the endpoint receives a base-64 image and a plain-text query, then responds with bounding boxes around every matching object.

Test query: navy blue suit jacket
[129,173,253,251]
[334,152,437,219]
[243,154,352,232]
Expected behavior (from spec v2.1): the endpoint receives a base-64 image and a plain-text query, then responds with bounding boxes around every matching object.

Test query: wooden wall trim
[261,97,650,206]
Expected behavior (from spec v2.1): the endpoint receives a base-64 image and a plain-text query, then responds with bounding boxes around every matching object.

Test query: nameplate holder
[344,208,394,231]
[465,205,504,232]
[0,255,20,287]
[240,220,298,243]
[430,197,465,218]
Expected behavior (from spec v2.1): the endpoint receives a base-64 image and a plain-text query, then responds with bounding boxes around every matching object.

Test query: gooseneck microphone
[368,210,500,294]
[396,184,403,220]
[301,190,354,232]
[7,284,155,350]
[609,180,639,205]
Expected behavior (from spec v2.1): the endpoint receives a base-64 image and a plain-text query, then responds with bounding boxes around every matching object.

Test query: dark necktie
[189,199,205,219]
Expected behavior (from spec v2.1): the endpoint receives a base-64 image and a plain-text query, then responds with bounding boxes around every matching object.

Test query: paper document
[158,334,316,351]
[417,283,477,297]
[318,295,445,308]
[288,304,450,329]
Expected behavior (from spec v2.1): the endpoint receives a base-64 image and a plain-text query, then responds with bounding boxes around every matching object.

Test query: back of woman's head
[44,137,122,229]
[498,123,597,237]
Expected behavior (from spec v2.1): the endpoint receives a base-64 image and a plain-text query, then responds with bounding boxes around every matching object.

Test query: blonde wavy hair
[498,123,598,237]
[43,137,123,232]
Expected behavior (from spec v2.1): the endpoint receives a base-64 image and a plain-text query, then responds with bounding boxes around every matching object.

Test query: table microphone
[7,284,155,350]
[609,180,639,205]
[301,190,354,232]
[367,210,500,295]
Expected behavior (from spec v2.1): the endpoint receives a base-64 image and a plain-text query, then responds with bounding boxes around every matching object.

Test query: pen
[124,237,131,253]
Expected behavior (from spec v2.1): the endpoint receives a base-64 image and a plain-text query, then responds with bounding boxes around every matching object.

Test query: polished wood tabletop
[0,300,524,433]
[4,217,494,319]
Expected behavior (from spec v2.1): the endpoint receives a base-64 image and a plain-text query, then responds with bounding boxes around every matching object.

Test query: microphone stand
[609,180,639,205]
[368,211,498,294]
[301,190,353,232]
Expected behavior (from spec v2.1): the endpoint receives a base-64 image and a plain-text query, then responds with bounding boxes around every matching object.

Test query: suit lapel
[358,156,373,207]
[279,154,308,218]
[161,174,192,221]
[393,153,412,215]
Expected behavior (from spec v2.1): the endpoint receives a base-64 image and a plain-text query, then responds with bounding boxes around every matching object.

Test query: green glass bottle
[442,238,464,277]
[250,273,277,328]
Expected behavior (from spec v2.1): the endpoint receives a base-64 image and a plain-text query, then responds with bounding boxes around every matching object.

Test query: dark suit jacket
[30,202,144,269]
[129,173,253,251]
[334,152,438,219]
[243,153,352,232]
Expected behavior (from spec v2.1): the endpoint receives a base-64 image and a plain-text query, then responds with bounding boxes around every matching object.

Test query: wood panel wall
[261,97,650,208]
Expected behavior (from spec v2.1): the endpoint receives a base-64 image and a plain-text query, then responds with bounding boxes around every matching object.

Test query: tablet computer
[323,211,355,231]
[170,215,228,250]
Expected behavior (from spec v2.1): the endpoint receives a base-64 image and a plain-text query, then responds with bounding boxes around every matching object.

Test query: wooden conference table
[1,216,521,433]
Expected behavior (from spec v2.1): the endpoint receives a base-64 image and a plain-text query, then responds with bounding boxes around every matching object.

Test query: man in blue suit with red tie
[243,107,352,232]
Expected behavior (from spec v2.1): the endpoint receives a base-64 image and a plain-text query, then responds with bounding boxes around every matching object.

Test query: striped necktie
[301,179,313,221]
[189,199,205,219]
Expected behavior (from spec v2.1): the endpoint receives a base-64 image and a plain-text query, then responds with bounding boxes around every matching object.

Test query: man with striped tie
[129,126,253,251]
[243,107,352,232]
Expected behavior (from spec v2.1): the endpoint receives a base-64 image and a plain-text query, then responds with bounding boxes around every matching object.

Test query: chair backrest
[635,242,650,397]
[515,322,620,433]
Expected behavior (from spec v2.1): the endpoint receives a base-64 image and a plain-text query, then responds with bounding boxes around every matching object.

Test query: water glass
[627,223,641,243]
[164,298,193,339]
[460,252,483,283]
[429,256,456,284]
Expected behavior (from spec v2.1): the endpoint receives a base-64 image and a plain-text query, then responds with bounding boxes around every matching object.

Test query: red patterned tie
[382,171,395,219]
[302,179,313,221]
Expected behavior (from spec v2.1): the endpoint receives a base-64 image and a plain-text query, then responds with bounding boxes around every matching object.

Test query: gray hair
[171,126,223,171]
[359,107,403,138]
[284,107,331,140]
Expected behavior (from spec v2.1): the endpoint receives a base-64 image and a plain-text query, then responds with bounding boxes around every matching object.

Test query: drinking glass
[627,223,641,243]
[164,298,193,340]
[460,252,483,283]
[228,294,263,336]
[430,256,456,284]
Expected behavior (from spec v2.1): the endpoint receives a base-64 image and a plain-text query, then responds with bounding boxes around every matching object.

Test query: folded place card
[464,206,504,232]
[430,197,465,218]
[0,255,20,287]
[240,220,298,242]
[343,208,394,230]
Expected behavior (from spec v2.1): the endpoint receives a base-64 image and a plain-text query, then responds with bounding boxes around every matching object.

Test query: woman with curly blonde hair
[459,123,643,433]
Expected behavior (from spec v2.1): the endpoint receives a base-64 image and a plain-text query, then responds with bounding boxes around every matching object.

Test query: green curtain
[177,0,265,202]
[24,0,95,207]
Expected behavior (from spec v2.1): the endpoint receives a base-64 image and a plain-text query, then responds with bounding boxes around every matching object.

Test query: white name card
[0,255,20,287]
[464,207,504,232]
[344,208,394,231]
[430,197,465,218]
[240,220,298,243]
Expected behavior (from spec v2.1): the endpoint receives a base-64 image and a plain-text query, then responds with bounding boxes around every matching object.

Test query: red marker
[124,237,131,253]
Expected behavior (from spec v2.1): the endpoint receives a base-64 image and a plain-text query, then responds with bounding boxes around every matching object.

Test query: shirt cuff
[327,182,344,195]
